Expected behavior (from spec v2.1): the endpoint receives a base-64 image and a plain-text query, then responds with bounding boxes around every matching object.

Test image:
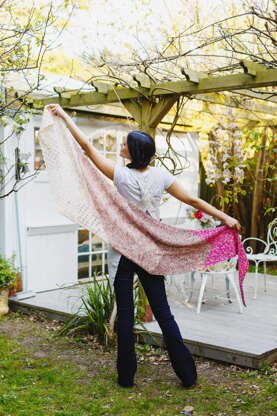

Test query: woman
[48,104,241,389]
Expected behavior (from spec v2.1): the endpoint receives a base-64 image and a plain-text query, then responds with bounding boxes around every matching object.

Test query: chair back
[265,218,277,256]
[203,256,237,274]
[242,218,277,256]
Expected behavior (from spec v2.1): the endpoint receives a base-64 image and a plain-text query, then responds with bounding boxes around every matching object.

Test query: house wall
[0,197,4,255]
[0,125,5,255]
[2,112,199,292]
[1,124,18,261]
[2,115,79,292]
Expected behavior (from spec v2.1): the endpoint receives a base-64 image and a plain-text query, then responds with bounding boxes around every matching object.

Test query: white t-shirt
[114,165,174,219]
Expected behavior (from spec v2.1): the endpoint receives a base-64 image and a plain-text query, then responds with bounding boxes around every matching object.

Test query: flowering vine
[205,113,247,208]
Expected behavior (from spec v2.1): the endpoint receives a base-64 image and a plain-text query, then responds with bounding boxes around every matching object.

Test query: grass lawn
[0,312,276,416]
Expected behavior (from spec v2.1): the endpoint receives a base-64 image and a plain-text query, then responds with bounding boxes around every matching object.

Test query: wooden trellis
[35,60,277,136]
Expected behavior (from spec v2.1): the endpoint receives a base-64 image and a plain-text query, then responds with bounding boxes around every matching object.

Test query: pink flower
[195,210,204,220]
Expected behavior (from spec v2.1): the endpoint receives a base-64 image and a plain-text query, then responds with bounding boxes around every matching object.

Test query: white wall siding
[0,124,5,255]
[26,225,78,292]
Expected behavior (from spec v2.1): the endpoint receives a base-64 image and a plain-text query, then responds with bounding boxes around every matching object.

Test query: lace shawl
[39,106,248,306]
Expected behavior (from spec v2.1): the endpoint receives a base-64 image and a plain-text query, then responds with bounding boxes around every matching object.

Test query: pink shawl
[39,106,248,306]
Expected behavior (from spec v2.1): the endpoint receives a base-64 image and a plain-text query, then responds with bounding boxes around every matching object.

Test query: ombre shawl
[39,106,248,306]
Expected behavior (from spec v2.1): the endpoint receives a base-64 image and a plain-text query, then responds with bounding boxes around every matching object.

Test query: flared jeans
[114,254,197,388]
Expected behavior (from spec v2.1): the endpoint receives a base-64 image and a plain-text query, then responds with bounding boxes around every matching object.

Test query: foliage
[59,274,150,347]
[242,128,276,239]
[201,121,276,240]
[60,274,116,346]
[202,112,250,227]
[73,0,277,186]
[0,0,74,199]
[1,1,61,119]
[248,263,277,276]
[82,0,276,83]
[205,113,247,209]
[0,253,19,290]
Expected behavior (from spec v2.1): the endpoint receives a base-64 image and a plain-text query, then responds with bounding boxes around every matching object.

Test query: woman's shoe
[117,377,134,388]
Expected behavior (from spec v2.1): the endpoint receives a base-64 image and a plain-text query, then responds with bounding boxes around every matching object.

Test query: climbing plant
[205,111,247,214]
[202,119,276,240]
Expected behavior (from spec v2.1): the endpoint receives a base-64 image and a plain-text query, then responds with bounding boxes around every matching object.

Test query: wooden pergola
[35,60,277,136]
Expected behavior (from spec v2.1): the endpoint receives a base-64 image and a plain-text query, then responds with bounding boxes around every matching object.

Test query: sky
[58,0,243,58]
[18,0,269,64]
[15,0,269,81]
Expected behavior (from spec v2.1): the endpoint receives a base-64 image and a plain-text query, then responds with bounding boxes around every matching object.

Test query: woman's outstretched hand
[224,215,241,232]
[47,104,68,121]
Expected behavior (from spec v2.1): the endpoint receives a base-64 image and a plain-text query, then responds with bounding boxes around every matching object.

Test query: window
[155,132,199,219]
[34,128,45,170]
[77,127,123,280]
[78,228,108,279]
[89,129,118,162]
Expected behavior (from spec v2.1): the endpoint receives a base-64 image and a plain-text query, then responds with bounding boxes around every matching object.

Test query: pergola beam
[121,95,179,135]
[239,59,267,76]
[148,95,180,127]
[232,89,277,104]
[193,93,277,116]
[32,63,277,135]
[34,68,277,108]
[152,70,277,97]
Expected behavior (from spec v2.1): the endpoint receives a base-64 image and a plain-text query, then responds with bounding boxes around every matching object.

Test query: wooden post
[122,94,179,139]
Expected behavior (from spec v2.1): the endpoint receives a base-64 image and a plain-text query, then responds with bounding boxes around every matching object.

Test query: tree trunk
[215,181,224,209]
[250,128,268,243]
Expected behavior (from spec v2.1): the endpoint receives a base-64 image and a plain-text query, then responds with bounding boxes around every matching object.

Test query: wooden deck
[8,272,277,369]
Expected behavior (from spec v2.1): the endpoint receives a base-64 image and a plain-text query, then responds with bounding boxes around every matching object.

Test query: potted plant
[0,254,19,316]
[185,207,221,230]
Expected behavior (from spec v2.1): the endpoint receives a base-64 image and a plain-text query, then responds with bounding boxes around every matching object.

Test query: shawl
[39,106,248,306]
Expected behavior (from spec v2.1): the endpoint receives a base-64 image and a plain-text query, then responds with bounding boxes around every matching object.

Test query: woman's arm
[47,104,115,180]
[167,180,241,231]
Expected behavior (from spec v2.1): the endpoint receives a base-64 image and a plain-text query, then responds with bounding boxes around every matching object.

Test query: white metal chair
[196,257,244,314]
[242,218,277,299]
[165,271,196,303]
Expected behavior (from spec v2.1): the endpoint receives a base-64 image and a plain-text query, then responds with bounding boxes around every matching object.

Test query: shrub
[59,274,149,347]
[60,273,116,346]
[0,254,19,290]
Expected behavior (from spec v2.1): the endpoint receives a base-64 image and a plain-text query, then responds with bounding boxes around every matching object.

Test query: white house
[0,74,199,295]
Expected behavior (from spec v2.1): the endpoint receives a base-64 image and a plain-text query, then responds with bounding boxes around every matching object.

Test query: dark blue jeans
[114,254,197,388]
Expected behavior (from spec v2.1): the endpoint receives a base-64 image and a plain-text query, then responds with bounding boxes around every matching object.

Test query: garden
[0,313,276,416]
[0,0,276,415]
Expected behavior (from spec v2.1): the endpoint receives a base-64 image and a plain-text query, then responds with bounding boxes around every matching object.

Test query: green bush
[60,274,116,346]
[0,254,19,290]
[60,274,148,347]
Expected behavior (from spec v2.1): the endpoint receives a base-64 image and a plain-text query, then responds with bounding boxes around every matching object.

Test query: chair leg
[225,275,232,303]
[196,274,208,314]
[226,273,244,314]
[188,271,196,302]
[180,273,192,302]
[263,262,267,293]
[165,275,172,294]
[191,271,195,292]
[254,262,258,300]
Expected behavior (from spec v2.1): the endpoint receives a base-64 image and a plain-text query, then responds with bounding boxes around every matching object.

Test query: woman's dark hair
[126,130,156,169]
